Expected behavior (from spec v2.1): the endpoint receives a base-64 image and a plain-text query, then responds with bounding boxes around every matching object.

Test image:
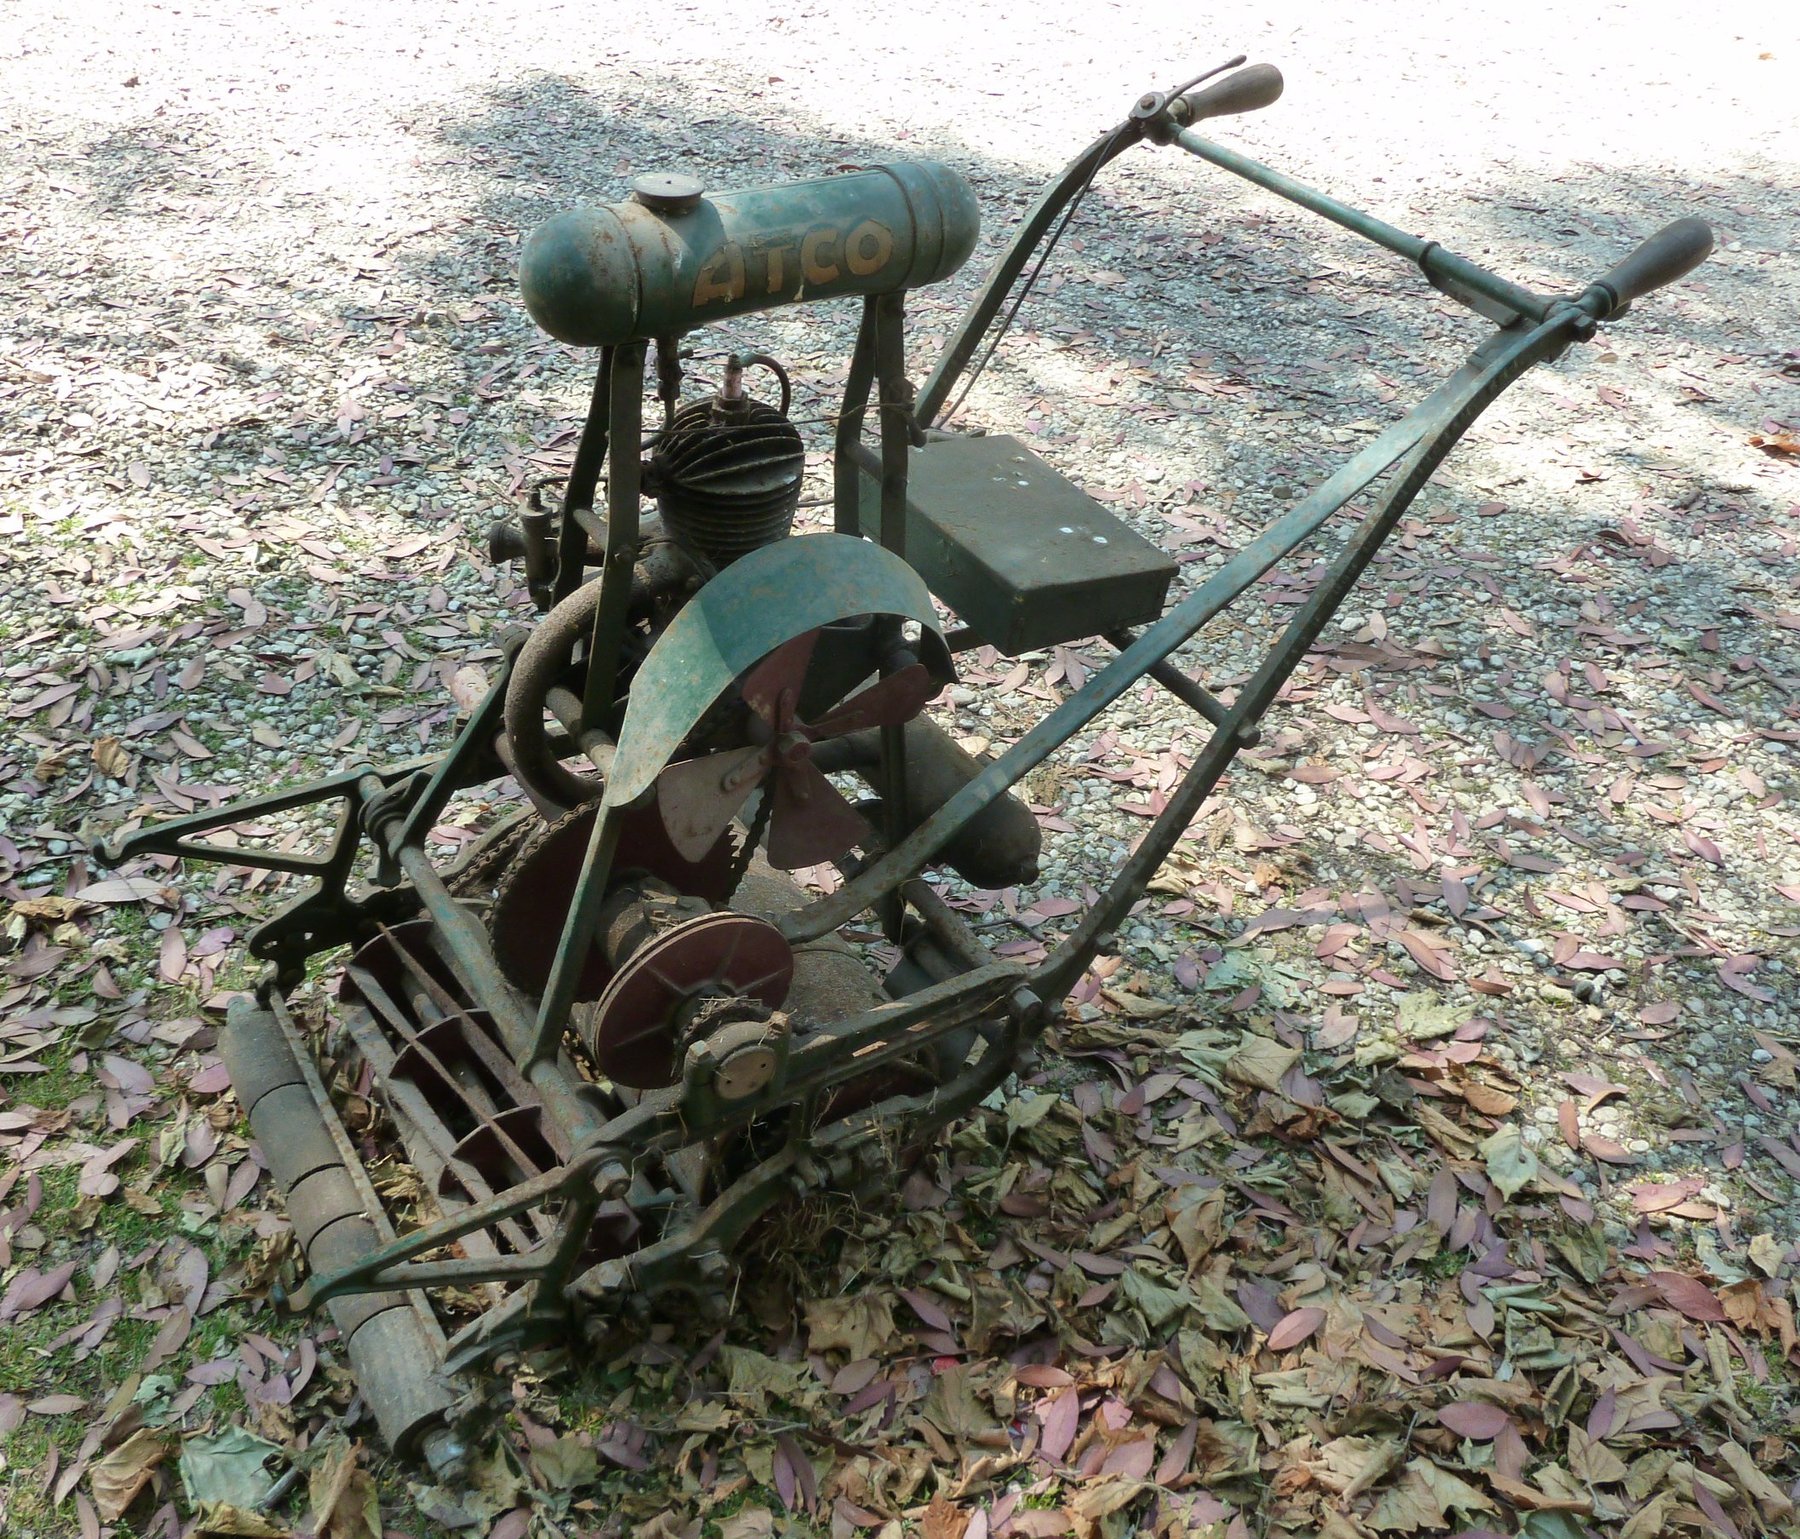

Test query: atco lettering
[691,219,895,308]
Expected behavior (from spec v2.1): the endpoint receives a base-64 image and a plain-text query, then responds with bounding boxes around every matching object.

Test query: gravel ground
[3,1,1798,1533]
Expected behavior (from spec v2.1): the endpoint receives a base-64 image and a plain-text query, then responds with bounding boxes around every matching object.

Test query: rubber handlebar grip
[1593,218,1713,313]
[1180,63,1284,122]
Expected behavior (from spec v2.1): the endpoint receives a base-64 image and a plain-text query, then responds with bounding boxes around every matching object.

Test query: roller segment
[218,997,460,1466]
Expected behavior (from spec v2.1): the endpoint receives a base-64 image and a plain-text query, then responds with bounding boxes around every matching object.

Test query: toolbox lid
[857,434,1177,655]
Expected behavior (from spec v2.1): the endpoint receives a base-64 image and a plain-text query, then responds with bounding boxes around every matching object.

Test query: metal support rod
[100,760,423,875]
[874,291,913,558]
[522,1185,604,1313]
[316,1255,563,1296]
[1101,628,1257,744]
[527,800,625,1069]
[873,292,912,942]
[652,334,683,431]
[570,505,608,550]
[788,309,1580,948]
[581,964,1021,1162]
[544,685,617,778]
[554,350,614,604]
[899,877,991,971]
[833,299,880,534]
[393,654,516,851]
[580,341,647,730]
[916,124,1143,425]
[1172,129,1553,325]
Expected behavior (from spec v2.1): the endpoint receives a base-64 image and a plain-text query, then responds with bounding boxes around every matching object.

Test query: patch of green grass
[0,1149,276,1537]
[0,1420,72,1539]
[1734,1361,1799,1436]
[7,1048,90,1117]
[1419,1245,1465,1281]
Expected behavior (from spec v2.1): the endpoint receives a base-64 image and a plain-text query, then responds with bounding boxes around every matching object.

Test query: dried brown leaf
[90,1429,171,1522]
[1646,1270,1725,1321]
[1437,1401,1511,1441]
[1266,1307,1326,1352]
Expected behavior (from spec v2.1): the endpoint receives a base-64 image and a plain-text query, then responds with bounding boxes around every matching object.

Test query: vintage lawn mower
[101,60,1711,1468]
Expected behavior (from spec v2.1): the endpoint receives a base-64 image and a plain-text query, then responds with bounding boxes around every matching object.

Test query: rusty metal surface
[502,579,618,810]
[857,716,1042,891]
[488,801,739,997]
[218,996,457,1459]
[587,909,793,1089]
[284,1167,367,1251]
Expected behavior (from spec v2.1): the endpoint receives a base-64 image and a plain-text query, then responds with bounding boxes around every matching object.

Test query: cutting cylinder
[520,161,980,347]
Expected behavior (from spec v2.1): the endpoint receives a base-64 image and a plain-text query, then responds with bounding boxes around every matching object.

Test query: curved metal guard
[605,532,953,810]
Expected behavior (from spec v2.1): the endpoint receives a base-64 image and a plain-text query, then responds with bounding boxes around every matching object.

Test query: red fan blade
[655,744,766,862]
[764,760,873,870]
[804,663,937,739]
[740,629,819,733]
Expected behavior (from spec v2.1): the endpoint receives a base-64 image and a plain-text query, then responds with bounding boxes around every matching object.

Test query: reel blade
[764,760,872,870]
[805,662,937,739]
[656,744,765,862]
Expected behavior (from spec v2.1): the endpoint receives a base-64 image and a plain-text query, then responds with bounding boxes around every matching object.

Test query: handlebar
[1579,217,1714,319]
[1174,63,1284,125]
[919,61,1711,427]
[1165,79,1711,332]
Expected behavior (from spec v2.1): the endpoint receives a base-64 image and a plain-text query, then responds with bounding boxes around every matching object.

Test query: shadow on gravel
[77,111,261,216]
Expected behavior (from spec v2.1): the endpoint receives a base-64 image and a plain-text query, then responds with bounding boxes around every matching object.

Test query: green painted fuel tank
[520,161,980,347]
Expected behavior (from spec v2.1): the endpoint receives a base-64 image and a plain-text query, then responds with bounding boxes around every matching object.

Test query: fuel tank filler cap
[631,173,706,214]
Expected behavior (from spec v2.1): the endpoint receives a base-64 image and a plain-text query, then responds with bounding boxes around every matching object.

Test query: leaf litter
[2,0,1798,1534]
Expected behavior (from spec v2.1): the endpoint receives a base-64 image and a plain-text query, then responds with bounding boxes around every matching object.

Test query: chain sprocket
[445,813,539,900]
[486,801,740,999]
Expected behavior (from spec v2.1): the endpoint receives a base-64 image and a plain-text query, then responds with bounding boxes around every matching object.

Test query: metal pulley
[647,353,805,567]
[583,876,794,1090]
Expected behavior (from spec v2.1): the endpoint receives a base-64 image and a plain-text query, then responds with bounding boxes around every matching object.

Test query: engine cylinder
[651,389,804,566]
